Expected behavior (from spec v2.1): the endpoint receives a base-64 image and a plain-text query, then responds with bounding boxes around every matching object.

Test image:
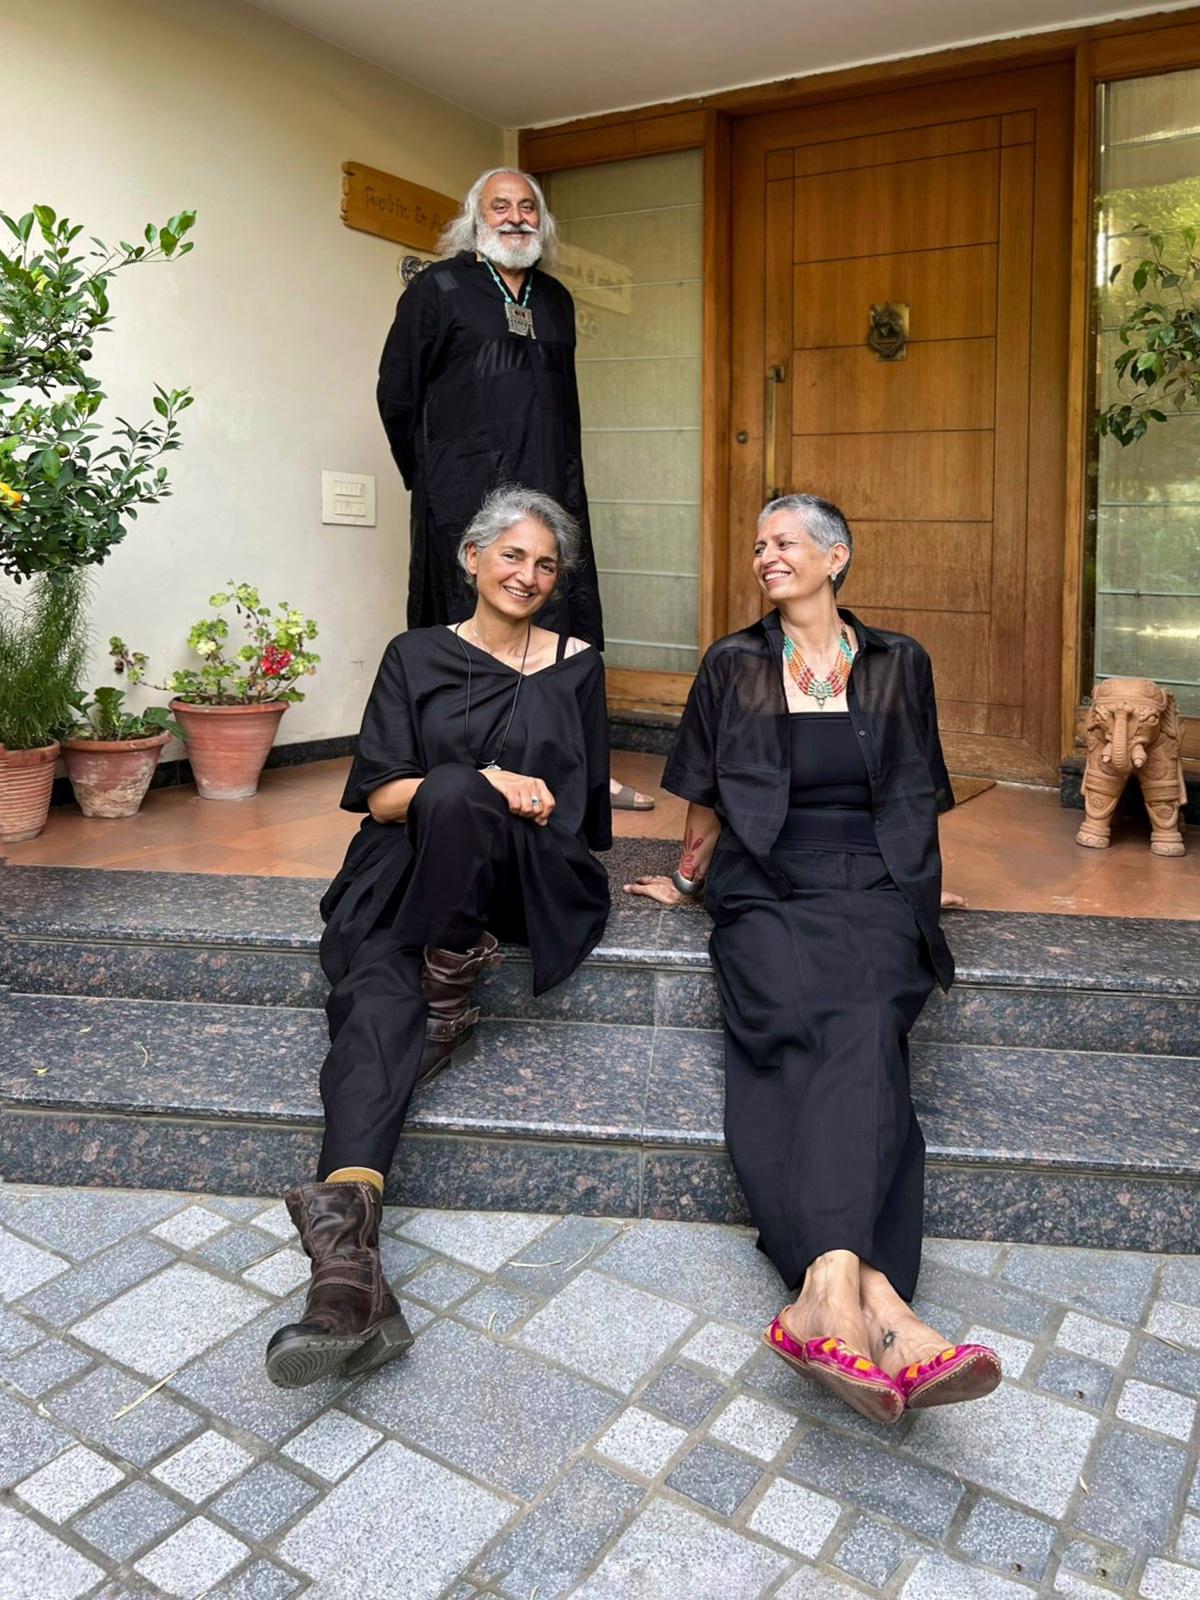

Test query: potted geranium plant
[62,687,181,818]
[112,583,320,800]
[0,575,85,842]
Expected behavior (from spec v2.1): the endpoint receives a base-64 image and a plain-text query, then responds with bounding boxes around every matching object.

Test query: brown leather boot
[419,931,502,1083]
[264,1181,413,1389]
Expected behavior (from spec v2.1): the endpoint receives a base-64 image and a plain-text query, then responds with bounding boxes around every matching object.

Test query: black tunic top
[319,628,612,995]
[781,713,877,852]
[376,252,604,645]
[662,609,956,989]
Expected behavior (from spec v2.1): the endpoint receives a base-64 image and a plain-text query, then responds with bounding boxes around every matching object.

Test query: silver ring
[530,793,541,808]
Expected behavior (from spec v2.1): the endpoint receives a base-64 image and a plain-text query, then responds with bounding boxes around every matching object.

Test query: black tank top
[778,712,878,852]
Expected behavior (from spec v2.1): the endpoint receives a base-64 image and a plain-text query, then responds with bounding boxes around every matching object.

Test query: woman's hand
[480,767,556,826]
[940,889,967,909]
[623,874,690,907]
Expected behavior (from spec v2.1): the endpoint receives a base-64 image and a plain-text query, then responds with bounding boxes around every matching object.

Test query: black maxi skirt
[706,834,936,1302]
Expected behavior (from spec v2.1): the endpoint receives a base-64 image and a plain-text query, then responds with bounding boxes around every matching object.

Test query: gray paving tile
[1056,1535,1132,1588]
[497,1214,623,1294]
[404,1260,482,1308]
[134,1515,251,1598]
[474,1458,641,1599]
[1057,1311,1131,1368]
[46,1365,202,1468]
[74,1481,188,1561]
[0,1389,76,1489]
[204,1561,299,1600]
[196,1226,280,1274]
[1117,1378,1197,1442]
[1135,1336,1200,1397]
[210,1461,318,1542]
[457,1282,540,1334]
[835,1516,921,1588]
[921,1237,1002,1275]
[1159,1259,1200,1308]
[680,1320,761,1379]
[348,1318,619,1497]
[709,1392,797,1462]
[242,1247,310,1297]
[916,1261,1051,1338]
[517,1269,695,1392]
[281,1409,381,1480]
[1177,1514,1200,1564]
[152,1429,256,1501]
[378,1234,431,1281]
[1002,1244,1157,1322]
[20,1235,174,1325]
[638,1361,725,1428]
[957,1497,1056,1582]
[0,1503,104,1599]
[1,1337,91,1398]
[786,1429,963,1541]
[1037,1352,1114,1410]
[1073,1426,1188,1552]
[207,1197,273,1222]
[668,1440,761,1516]
[0,1304,39,1355]
[575,1497,789,1598]
[398,1208,553,1271]
[595,1220,785,1329]
[964,1326,1034,1379]
[594,1407,687,1478]
[150,1203,229,1251]
[0,1188,180,1263]
[71,1262,267,1378]
[0,1223,68,1299]
[1148,1301,1200,1349]
[900,1553,1035,1598]
[277,1439,513,1597]
[1140,1560,1200,1599]
[15,1441,123,1521]
[746,1475,842,1558]
[902,1382,1097,1518]
[774,1575,865,1600]
[742,1345,902,1440]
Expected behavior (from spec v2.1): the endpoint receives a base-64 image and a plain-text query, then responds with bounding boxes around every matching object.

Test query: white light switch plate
[321,470,376,527]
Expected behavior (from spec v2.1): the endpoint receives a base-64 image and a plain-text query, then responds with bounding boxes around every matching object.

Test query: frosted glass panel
[1093,70,1200,713]
[545,150,702,674]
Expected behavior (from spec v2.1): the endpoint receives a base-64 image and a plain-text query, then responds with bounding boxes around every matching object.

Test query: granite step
[2,989,1197,1252]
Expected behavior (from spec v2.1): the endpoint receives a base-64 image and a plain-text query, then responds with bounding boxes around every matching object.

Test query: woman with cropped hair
[627,493,1000,1423]
[265,484,611,1390]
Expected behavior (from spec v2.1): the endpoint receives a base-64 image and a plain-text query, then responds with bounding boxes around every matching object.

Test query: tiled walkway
[1,1186,1198,1600]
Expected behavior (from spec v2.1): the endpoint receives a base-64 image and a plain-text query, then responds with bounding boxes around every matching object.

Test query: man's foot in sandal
[610,780,655,811]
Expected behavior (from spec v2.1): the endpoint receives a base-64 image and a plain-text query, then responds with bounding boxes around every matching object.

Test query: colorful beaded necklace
[782,625,855,707]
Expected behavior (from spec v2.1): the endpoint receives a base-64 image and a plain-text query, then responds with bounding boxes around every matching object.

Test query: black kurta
[377,252,604,646]
[319,626,611,996]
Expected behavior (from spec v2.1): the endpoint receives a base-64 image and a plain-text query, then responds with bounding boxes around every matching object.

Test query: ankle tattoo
[881,1328,896,1350]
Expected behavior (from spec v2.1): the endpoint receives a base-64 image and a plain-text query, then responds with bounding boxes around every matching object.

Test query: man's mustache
[495,223,539,236]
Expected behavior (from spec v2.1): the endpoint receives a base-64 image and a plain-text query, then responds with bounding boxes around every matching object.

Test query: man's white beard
[478,223,542,272]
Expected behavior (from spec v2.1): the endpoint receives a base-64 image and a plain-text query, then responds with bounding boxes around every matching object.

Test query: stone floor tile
[15,1442,123,1521]
[152,1429,256,1501]
[1057,1311,1131,1367]
[204,1560,299,1600]
[680,1321,761,1379]
[1148,1301,1200,1350]
[0,1189,180,1264]
[0,1390,76,1489]
[0,1304,39,1355]
[1177,1513,1200,1564]
[378,1234,431,1281]
[1135,1337,1200,1398]
[774,1574,866,1600]
[594,1220,785,1330]
[74,1480,188,1561]
[71,1262,267,1378]
[196,1226,279,1274]
[1,1337,91,1398]
[517,1269,695,1393]
[134,1516,251,1599]
[46,1364,202,1468]
[496,1214,623,1295]
[0,1503,104,1600]
[210,1460,318,1542]
[1140,1560,1200,1600]
[709,1392,796,1462]
[902,1381,1097,1518]
[667,1440,762,1517]
[911,1296,970,1345]
[241,1248,310,1297]
[921,1237,1002,1275]
[917,1261,1051,1338]
[207,1198,272,1222]
[405,1260,482,1308]
[150,1204,229,1251]
[473,1458,641,1599]
[1002,1245,1157,1323]
[1037,1352,1115,1410]
[742,1347,900,1441]
[403,1299,437,1332]
[835,1515,921,1588]
[638,1361,725,1427]
[593,1406,687,1478]
[1159,1260,1200,1309]
[276,1438,513,1597]
[1056,1534,1132,1588]
[747,1475,842,1558]
[0,1223,68,1299]
[281,1409,381,1480]
[348,1318,619,1498]
[901,1552,1036,1599]
[1054,1575,1120,1598]
[398,1208,554,1272]
[575,1497,789,1598]
[378,1204,416,1235]
[957,1497,1057,1582]
[456,1282,540,1335]
[19,1235,174,1326]
[964,1326,1034,1379]
[786,1429,962,1541]
[1191,1458,1200,1512]
[246,1202,295,1240]
[1116,1378,1197,1442]
[1073,1426,1187,1552]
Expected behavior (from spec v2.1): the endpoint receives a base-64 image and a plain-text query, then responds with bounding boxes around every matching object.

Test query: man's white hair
[438,167,559,266]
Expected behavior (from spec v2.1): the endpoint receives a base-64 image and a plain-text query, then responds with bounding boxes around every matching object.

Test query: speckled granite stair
[2,863,1199,1250]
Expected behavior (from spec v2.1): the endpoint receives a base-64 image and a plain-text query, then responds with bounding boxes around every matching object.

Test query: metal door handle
[765,365,785,501]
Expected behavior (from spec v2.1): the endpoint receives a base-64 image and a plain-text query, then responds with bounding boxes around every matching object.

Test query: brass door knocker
[867,302,909,361]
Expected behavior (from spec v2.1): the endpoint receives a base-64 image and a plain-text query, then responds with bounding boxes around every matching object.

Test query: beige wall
[3,0,504,740]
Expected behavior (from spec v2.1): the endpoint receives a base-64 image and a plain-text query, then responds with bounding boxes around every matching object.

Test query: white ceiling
[248,0,1195,126]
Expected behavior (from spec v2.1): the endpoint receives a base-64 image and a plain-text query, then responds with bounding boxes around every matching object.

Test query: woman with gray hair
[264,485,611,1391]
[626,494,1000,1422]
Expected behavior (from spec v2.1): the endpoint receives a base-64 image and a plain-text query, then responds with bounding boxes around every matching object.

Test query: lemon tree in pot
[62,687,181,818]
[0,575,85,842]
[112,584,320,800]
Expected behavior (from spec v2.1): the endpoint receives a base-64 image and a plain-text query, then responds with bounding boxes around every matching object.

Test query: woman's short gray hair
[457,485,582,590]
[758,493,855,593]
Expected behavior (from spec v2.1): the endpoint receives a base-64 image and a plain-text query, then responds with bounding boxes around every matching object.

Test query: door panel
[790,433,994,522]
[792,340,995,434]
[793,246,998,348]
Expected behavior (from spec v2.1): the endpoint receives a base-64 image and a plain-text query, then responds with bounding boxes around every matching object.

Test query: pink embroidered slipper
[897,1343,1003,1410]
[763,1315,904,1425]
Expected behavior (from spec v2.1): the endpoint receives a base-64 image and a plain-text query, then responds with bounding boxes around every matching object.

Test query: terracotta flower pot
[0,741,61,843]
[62,732,170,819]
[170,699,287,800]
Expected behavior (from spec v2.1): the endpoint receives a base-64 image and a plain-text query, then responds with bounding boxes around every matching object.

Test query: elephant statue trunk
[1077,678,1187,857]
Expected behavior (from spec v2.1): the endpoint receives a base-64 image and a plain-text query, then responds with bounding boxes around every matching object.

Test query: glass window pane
[544,150,703,674]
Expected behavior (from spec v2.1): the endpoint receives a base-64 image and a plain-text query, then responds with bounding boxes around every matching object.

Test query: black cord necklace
[453,621,532,768]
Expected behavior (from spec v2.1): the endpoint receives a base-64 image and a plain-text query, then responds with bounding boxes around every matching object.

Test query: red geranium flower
[260,646,293,678]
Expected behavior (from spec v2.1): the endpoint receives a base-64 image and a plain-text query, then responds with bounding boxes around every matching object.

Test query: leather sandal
[896,1343,1002,1409]
[764,1315,904,1425]
[611,782,655,811]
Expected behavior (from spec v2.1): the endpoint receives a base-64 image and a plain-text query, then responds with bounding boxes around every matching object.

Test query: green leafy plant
[1098,223,1200,447]
[112,583,320,706]
[67,685,181,742]
[0,572,87,749]
[0,203,196,583]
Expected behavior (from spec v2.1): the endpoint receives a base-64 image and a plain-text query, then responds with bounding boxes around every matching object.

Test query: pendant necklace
[782,625,854,708]
[483,257,535,339]
[453,621,532,767]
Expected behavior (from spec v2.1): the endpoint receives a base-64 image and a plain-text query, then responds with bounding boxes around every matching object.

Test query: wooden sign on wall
[341,161,457,253]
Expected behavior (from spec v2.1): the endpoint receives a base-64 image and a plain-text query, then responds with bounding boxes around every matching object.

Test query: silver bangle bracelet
[671,868,702,897]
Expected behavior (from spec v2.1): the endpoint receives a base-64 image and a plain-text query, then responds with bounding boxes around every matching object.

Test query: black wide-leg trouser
[709,842,936,1302]
[317,765,515,1180]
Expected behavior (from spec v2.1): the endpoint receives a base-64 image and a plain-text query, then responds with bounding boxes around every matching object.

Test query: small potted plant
[112,583,319,800]
[0,574,85,842]
[62,687,181,818]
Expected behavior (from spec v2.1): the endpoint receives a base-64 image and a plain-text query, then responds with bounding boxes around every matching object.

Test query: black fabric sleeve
[662,649,720,809]
[340,640,425,812]
[375,284,445,489]
[577,650,613,852]
[915,647,955,815]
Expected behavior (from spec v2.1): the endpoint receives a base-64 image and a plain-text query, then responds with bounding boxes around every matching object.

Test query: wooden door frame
[521,7,1200,753]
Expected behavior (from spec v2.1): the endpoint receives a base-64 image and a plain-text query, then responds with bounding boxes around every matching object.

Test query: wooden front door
[728,66,1072,781]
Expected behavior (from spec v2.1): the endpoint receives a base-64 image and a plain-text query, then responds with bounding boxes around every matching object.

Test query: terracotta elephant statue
[1076,677,1187,857]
